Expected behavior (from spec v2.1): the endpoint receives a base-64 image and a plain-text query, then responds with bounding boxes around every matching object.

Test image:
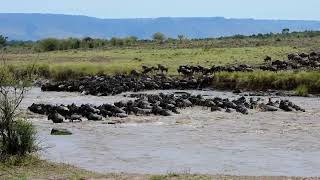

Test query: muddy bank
[21,88,320,177]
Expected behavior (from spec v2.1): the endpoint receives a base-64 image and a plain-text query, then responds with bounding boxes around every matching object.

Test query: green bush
[0,119,38,158]
[12,120,38,155]
[38,38,60,52]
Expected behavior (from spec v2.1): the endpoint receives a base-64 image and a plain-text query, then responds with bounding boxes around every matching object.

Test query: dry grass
[0,156,319,179]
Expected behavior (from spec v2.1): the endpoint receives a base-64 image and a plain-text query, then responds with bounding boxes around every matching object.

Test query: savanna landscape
[1,2,320,180]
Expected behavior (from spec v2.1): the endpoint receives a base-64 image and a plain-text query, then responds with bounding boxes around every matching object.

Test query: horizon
[2,12,320,22]
[2,0,320,21]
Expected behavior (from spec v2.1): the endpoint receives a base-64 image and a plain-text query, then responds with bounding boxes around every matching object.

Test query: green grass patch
[3,45,308,79]
[295,85,309,96]
[213,71,320,94]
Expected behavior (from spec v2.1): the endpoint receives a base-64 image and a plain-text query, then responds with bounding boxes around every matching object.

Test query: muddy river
[21,88,320,177]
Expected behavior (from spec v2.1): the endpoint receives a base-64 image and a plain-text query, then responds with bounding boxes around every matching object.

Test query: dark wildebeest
[264,56,272,62]
[156,64,168,74]
[142,66,155,74]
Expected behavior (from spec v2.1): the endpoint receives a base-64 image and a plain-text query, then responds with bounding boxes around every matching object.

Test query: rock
[51,128,72,135]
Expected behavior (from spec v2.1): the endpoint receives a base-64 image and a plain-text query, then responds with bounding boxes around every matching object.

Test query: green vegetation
[295,85,310,96]
[153,32,167,43]
[4,30,320,53]
[2,46,305,76]
[214,71,320,94]
[0,35,7,48]
[0,155,108,179]
[0,63,37,162]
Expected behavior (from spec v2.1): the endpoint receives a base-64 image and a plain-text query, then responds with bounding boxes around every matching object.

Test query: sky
[1,0,320,20]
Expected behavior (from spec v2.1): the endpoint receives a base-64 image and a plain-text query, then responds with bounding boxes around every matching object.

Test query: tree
[110,37,124,46]
[0,35,8,65]
[0,65,38,158]
[282,28,290,35]
[38,38,60,51]
[0,35,7,48]
[178,35,185,42]
[152,32,166,43]
[124,36,138,46]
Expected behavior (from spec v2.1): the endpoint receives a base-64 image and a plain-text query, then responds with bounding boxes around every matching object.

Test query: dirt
[21,88,320,177]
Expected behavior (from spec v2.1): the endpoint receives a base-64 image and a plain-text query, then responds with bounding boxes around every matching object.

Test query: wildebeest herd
[260,51,320,71]
[28,92,305,124]
[29,52,314,123]
[40,51,320,97]
[41,74,214,96]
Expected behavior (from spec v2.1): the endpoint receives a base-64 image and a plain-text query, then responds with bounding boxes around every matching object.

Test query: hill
[1,13,320,40]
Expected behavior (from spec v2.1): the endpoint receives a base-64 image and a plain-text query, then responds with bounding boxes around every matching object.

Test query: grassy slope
[5,46,306,75]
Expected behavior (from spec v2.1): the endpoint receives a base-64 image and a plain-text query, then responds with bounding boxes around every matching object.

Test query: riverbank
[1,156,319,180]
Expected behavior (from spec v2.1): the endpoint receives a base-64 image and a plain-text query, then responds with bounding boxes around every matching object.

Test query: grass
[213,71,320,94]
[295,85,310,96]
[0,155,106,180]
[0,156,318,179]
[2,45,309,77]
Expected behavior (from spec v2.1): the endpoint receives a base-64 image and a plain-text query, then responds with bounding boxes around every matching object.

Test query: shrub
[152,32,166,43]
[0,65,37,160]
[0,119,38,157]
[38,38,60,51]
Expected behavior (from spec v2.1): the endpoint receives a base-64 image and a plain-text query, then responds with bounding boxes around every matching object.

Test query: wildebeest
[264,56,272,62]
[156,64,168,73]
[142,66,155,74]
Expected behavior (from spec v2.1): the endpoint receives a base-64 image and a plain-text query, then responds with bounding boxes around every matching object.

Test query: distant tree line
[2,29,320,52]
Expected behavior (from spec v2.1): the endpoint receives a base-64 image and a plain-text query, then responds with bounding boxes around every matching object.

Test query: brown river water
[21,88,320,177]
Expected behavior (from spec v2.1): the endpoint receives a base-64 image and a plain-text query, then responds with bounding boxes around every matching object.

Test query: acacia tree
[178,35,185,42]
[152,32,166,43]
[282,28,290,35]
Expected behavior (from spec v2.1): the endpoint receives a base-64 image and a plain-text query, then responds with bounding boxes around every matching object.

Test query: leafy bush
[8,119,38,156]
[1,120,38,157]
[37,38,60,51]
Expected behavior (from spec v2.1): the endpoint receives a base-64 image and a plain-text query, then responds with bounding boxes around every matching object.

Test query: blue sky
[1,0,320,20]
